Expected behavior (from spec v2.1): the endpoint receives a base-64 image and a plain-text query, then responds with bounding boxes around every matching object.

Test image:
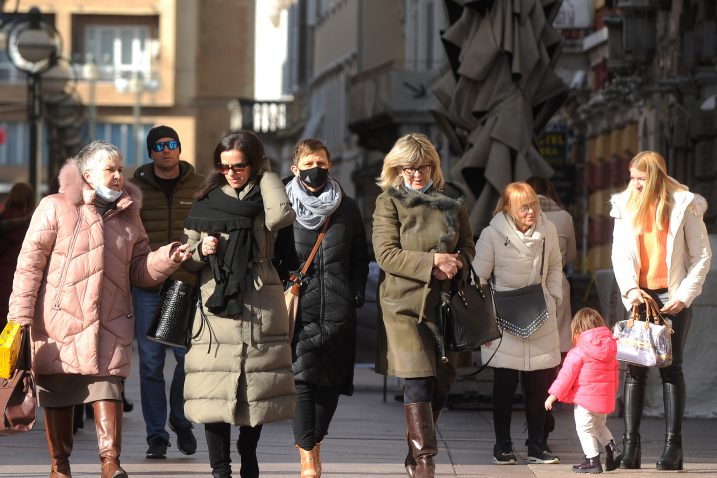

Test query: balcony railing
[228,98,290,134]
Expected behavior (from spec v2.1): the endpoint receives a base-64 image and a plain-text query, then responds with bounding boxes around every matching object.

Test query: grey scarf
[286,176,342,230]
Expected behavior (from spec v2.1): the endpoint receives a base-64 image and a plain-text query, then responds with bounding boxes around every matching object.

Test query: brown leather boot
[315,442,322,477]
[93,400,127,478]
[45,406,74,478]
[405,403,437,478]
[297,445,319,477]
[405,400,444,477]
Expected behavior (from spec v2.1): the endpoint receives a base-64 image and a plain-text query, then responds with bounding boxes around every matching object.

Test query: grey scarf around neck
[286,176,342,230]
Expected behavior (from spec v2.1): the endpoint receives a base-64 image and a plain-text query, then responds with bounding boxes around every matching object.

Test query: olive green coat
[372,186,475,378]
[182,172,296,426]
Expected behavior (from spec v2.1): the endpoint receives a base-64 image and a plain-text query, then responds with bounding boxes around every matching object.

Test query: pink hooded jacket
[8,160,180,377]
[548,326,619,414]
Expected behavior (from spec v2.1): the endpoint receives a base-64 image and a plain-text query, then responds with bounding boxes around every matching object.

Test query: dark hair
[525,175,562,207]
[5,181,35,213]
[194,130,270,200]
[293,138,331,165]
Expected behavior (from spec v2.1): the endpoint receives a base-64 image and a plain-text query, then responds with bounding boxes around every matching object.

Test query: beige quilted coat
[8,160,181,377]
[182,173,296,427]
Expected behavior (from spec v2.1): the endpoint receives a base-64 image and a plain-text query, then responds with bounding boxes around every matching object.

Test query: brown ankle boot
[45,406,74,478]
[93,400,127,478]
[297,445,319,477]
[315,442,322,477]
[404,403,437,478]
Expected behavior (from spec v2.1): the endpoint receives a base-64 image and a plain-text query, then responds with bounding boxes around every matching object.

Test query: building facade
[0,0,255,193]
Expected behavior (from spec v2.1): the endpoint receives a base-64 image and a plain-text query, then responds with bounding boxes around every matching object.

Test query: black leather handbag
[493,240,549,338]
[442,263,501,353]
[146,279,197,348]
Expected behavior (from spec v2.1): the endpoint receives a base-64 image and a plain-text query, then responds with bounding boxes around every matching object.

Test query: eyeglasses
[518,202,539,214]
[152,140,179,153]
[218,162,250,174]
[402,164,432,176]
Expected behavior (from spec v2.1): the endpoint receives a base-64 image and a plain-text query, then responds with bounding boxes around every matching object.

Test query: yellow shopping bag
[0,321,22,379]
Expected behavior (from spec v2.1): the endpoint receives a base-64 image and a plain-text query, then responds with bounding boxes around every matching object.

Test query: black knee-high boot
[621,372,645,469]
[237,425,262,478]
[656,382,685,470]
[205,422,232,478]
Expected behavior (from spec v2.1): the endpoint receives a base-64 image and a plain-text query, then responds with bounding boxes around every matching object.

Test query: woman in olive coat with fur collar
[372,133,474,478]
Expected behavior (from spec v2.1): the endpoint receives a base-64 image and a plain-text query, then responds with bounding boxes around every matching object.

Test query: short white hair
[77,140,122,173]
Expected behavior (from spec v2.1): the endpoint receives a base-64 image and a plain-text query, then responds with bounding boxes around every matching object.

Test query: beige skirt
[36,374,123,408]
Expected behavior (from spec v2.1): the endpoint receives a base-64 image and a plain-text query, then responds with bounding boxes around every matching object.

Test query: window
[92,122,152,166]
[405,0,445,71]
[84,25,150,81]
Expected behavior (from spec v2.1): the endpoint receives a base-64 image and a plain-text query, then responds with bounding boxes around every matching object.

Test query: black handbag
[442,263,501,353]
[146,279,197,348]
[493,240,549,338]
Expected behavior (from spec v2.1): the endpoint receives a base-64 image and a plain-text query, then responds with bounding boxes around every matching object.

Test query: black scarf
[183,185,263,316]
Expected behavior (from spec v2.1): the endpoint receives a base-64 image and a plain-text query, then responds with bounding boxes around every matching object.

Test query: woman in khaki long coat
[181,130,296,478]
[372,133,474,478]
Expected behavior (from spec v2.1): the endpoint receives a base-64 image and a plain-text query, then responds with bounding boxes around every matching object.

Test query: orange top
[638,211,669,289]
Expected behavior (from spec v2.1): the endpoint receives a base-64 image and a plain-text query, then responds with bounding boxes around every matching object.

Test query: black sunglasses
[152,140,179,153]
[218,162,250,174]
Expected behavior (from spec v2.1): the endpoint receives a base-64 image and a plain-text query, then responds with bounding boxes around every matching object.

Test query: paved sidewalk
[2,348,717,477]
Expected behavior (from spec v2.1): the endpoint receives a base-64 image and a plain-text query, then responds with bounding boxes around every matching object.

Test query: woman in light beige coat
[8,141,190,478]
[472,182,563,465]
[181,130,296,478]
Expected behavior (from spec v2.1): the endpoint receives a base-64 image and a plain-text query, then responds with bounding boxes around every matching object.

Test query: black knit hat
[146,125,181,157]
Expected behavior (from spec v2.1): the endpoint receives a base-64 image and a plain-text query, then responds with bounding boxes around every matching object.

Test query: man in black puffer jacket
[285,138,369,476]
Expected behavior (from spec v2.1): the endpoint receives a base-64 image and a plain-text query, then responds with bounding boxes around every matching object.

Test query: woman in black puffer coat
[285,138,369,476]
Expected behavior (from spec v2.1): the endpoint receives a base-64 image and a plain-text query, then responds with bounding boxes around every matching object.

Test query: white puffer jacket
[610,188,711,310]
[473,212,563,371]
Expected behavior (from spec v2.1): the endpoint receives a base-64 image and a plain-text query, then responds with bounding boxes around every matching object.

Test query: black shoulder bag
[492,240,549,338]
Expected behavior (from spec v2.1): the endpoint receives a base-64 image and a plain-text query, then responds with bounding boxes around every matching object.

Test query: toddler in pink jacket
[545,308,622,474]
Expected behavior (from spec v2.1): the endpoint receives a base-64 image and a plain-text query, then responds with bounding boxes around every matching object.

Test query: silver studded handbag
[492,241,549,339]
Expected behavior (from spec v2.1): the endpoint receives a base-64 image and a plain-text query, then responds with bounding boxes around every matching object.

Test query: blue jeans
[133,286,191,443]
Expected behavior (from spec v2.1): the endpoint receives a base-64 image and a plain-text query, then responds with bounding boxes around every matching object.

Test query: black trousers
[205,422,262,476]
[292,381,341,450]
[492,367,552,449]
[624,288,692,435]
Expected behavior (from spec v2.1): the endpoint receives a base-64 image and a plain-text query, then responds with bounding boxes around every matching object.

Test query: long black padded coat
[291,193,369,395]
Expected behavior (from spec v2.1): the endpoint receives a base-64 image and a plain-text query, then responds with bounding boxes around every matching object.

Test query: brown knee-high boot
[404,403,437,478]
[405,400,445,477]
[45,406,74,478]
[93,400,127,478]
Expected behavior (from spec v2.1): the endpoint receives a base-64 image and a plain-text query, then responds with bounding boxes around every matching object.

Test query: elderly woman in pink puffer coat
[7,141,191,478]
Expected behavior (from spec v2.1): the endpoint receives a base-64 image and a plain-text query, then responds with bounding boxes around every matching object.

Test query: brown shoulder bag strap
[288,217,331,293]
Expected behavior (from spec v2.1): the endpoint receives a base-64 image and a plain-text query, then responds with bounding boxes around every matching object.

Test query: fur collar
[387,185,463,253]
[58,159,142,211]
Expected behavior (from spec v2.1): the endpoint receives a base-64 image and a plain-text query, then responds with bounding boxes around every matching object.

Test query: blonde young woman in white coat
[473,182,563,465]
[610,151,711,471]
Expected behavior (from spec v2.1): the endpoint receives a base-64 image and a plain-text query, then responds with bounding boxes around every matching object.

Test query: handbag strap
[288,217,331,293]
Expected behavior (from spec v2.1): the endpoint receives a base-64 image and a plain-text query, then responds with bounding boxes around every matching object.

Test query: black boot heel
[620,435,641,469]
[656,433,683,470]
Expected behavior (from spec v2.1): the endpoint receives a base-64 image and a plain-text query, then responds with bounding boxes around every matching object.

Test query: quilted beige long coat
[8,160,180,377]
[182,173,296,427]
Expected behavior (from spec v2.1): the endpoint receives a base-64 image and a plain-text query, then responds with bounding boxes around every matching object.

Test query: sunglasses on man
[152,140,179,153]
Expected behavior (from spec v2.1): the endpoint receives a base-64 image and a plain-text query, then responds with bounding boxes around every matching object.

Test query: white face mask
[95,183,123,202]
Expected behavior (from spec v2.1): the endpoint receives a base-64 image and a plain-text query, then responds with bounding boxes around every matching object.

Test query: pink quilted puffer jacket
[548,326,619,414]
[8,160,180,377]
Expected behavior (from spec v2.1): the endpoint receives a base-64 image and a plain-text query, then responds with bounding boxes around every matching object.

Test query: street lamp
[82,53,99,141]
[114,62,160,165]
[6,7,61,199]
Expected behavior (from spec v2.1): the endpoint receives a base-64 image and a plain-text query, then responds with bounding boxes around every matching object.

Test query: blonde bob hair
[625,151,687,232]
[376,133,445,191]
[493,182,540,218]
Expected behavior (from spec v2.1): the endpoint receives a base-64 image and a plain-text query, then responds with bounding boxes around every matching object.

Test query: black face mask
[298,166,329,188]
